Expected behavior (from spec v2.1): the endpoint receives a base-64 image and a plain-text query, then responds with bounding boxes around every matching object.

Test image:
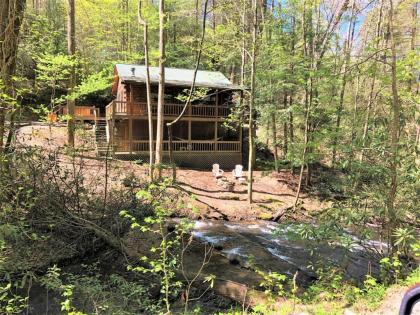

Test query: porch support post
[214,121,218,151]
[111,100,116,154]
[129,84,133,115]
[239,126,243,153]
[129,118,133,154]
[188,119,192,151]
[215,89,219,118]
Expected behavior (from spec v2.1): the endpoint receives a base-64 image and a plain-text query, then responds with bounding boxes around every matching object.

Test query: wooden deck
[63,106,97,120]
[106,101,231,119]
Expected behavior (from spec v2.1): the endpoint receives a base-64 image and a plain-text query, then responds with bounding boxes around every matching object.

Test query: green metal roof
[115,64,243,90]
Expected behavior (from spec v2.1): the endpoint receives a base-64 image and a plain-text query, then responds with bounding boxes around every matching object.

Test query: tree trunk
[332,1,355,165]
[410,2,417,94]
[387,0,400,251]
[293,83,310,211]
[360,0,384,162]
[360,77,376,161]
[155,0,166,178]
[247,0,258,204]
[293,3,312,210]
[230,64,235,84]
[288,16,295,146]
[240,0,246,87]
[195,0,199,24]
[166,0,209,182]
[67,0,76,148]
[0,0,26,153]
[288,94,294,144]
[272,113,278,172]
[282,93,288,157]
[265,121,269,146]
[212,0,216,31]
[138,0,154,181]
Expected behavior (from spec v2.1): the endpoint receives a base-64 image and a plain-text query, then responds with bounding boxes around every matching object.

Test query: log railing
[106,101,231,118]
[114,140,241,153]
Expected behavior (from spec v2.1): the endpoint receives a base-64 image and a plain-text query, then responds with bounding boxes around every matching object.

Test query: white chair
[232,164,244,180]
[212,164,224,178]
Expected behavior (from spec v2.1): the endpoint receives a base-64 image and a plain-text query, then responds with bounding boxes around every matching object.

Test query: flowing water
[186,220,384,286]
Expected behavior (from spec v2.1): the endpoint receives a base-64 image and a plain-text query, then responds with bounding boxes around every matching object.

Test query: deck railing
[63,106,96,120]
[106,101,230,118]
[114,140,241,153]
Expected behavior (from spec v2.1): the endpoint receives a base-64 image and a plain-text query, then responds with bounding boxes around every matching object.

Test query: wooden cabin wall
[129,83,198,104]
[117,81,236,107]
[115,120,129,140]
[116,81,129,102]
[130,84,147,102]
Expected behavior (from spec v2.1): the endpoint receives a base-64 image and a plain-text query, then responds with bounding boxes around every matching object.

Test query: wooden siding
[63,106,96,120]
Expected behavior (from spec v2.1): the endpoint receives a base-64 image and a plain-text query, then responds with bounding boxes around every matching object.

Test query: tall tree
[387,0,401,250]
[67,0,76,147]
[0,0,26,152]
[138,0,154,181]
[155,0,166,178]
[332,0,356,165]
[167,0,209,182]
[247,0,259,204]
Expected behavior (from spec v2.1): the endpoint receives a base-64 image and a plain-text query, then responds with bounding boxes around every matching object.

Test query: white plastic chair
[232,165,244,179]
[212,164,224,178]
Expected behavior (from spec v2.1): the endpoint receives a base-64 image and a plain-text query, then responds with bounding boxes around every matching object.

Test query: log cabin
[105,64,244,168]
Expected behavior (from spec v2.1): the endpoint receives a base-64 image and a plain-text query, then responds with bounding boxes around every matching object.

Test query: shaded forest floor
[17,124,328,222]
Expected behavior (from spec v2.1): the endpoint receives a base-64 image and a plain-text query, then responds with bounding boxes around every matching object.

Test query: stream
[184,219,384,287]
[24,219,385,313]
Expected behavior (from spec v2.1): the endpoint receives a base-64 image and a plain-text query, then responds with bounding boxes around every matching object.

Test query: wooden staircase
[94,119,110,157]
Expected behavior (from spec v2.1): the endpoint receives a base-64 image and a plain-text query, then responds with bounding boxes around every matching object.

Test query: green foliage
[255,269,287,299]
[0,282,27,314]
[360,275,387,309]
[379,253,403,285]
[393,228,417,255]
[303,267,349,302]
[175,88,210,103]
[70,70,112,101]
[61,285,87,315]
[121,179,193,313]
[404,267,420,286]
[35,53,77,109]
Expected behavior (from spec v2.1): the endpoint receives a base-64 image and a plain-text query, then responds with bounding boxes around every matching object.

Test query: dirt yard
[16,124,326,221]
